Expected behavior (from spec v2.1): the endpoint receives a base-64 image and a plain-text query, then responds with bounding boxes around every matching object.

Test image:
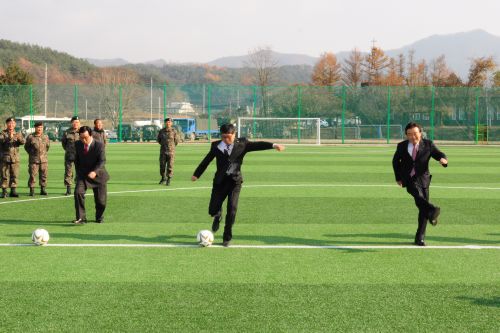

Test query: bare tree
[311,52,341,86]
[342,48,364,87]
[245,46,278,116]
[430,55,452,87]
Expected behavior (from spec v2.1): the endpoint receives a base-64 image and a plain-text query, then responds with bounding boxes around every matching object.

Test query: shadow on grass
[324,232,500,245]
[457,296,500,308]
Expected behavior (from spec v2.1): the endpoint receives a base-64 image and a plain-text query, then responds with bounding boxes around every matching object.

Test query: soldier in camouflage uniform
[24,122,50,196]
[0,117,26,198]
[157,118,179,186]
[61,116,80,195]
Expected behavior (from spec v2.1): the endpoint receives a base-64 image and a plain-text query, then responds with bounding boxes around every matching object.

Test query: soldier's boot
[40,187,48,196]
[65,186,71,196]
[0,188,7,198]
[159,177,166,185]
[10,188,19,198]
[166,177,171,186]
[29,187,35,196]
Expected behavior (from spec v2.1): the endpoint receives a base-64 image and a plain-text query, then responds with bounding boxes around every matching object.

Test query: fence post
[29,85,34,128]
[252,85,257,138]
[297,85,302,144]
[341,85,346,144]
[386,86,391,144]
[475,87,480,144]
[163,83,167,120]
[73,84,78,116]
[207,85,212,141]
[118,85,123,142]
[430,86,435,140]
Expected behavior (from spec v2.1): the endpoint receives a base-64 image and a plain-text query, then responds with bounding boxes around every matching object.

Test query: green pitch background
[0,143,498,332]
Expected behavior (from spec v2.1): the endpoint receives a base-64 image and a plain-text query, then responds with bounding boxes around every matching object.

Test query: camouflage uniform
[0,130,25,189]
[24,132,50,188]
[92,129,107,146]
[61,128,79,186]
[157,127,179,180]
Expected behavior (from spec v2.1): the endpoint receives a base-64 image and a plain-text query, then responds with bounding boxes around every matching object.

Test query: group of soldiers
[0,115,179,198]
[0,116,107,198]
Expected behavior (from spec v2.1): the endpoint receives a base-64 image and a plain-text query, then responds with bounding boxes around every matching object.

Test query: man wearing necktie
[73,126,110,224]
[392,122,448,246]
[192,123,285,247]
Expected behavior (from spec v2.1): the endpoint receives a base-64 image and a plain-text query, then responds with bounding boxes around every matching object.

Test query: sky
[2,0,500,63]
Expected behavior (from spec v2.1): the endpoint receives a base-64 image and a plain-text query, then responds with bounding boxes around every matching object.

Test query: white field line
[0,243,498,249]
[1,183,500,206]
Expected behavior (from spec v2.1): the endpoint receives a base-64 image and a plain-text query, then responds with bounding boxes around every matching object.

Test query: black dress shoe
[429,207,441,226]
[72,218,87,224]
[96,217,104,223]
[414,240,426,246]
[222,240,231,247]
[212,215,222,232]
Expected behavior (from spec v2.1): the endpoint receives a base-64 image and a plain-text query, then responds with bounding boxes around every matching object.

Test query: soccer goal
[237,117,321,144]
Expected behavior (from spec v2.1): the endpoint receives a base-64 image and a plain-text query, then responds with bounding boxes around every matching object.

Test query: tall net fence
[1,84,499,143]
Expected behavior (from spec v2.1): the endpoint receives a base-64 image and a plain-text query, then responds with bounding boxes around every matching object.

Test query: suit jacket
[75,140,109,185]
[193,138,274,184]
[392,138,446,187]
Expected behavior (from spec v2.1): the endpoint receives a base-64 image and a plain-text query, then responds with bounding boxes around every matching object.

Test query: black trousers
[406,176,435,242]
[208,177,242,242]
[75,179,107,220]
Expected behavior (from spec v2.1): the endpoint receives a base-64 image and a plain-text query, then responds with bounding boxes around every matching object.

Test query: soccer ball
[197,230,214,247]
[32,228,50,246]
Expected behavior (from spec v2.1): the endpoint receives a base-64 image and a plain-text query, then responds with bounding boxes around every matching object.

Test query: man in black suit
[392,122,448,246]
[73,126,110,224]
[192,124,285,247]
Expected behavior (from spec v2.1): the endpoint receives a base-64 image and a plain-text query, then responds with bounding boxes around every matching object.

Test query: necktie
[84,144,89,155]
[410,144,418,177]
[224,144,230,156]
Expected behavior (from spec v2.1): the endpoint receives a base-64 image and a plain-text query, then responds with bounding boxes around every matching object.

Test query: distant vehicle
[320,119,329,127]
[105,130,118,142]
[119,124,140,142]
[141,125,160,142]
[57,124,70,141]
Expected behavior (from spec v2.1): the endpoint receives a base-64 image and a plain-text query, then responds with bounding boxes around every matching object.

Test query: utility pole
[150,77,153,123]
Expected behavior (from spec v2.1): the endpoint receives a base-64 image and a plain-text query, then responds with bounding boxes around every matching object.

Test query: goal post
[237,117,321,144]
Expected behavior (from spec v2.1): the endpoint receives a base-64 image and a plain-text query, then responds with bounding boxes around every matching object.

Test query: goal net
[237,117,321,144]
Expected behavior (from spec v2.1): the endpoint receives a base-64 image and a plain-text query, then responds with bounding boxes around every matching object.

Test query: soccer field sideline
[1,182,500,206]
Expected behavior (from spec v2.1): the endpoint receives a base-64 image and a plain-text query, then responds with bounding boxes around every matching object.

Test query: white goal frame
[237,117,321,145]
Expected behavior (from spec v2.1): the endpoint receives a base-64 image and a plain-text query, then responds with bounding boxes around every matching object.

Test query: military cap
[70,116,79,122]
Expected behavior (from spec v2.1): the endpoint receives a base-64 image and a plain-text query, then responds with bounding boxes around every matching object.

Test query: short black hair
[94,118,101,125]
[34,121,43,127]
[78,126,92,135]
[5,117,15,123]
[405,122,422,134]
[165,118,171,122]
[220,123,236,134]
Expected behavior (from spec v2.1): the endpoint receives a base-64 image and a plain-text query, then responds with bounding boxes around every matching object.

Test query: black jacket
[392,138,446,187]
[193,138,274,184]
[75,140,109,184]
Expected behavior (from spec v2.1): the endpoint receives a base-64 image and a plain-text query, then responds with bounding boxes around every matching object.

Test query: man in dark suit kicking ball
[73,126,110,224]
[192,124,285,247]
[392,122,448,246]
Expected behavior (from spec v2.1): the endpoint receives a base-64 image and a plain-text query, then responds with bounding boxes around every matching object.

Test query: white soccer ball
[197,230,214,247]
[32,228,50,246]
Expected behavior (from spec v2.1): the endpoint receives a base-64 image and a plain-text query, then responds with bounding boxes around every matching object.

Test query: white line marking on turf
[0,243,498,249]
[1,183,499,206]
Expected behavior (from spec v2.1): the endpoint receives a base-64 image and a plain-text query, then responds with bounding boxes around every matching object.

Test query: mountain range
[86,29,500,78]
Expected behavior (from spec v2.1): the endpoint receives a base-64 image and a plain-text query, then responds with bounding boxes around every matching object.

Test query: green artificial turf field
[0,143,498,332]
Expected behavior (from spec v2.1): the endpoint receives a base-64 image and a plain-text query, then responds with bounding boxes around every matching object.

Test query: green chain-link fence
[1,84,499,144]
